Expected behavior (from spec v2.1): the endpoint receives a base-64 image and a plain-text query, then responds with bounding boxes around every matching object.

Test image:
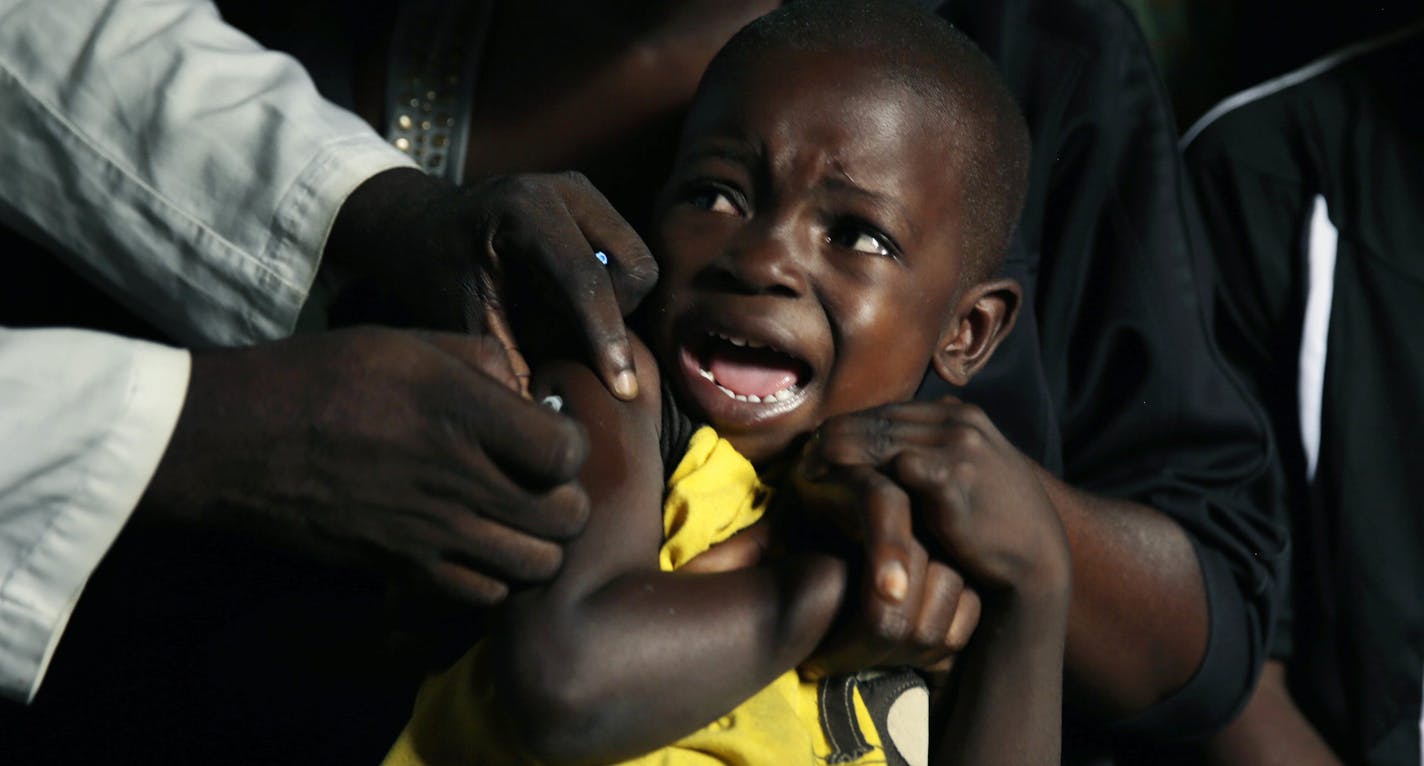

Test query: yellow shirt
[384,427,924,766]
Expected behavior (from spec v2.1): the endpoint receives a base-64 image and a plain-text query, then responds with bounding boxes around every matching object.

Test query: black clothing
[919,0,1284,750]
[1186,25,1424,765]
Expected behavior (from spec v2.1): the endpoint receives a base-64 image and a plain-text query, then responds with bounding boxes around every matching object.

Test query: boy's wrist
[980,582,1071,649]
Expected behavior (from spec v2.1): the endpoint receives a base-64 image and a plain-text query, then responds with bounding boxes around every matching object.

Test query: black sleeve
[955,0,1288,739]
[1184,101,1317,664]
[1049,10,1287,737]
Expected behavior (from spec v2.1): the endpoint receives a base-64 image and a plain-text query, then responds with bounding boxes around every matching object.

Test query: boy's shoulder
[530,332,665,453]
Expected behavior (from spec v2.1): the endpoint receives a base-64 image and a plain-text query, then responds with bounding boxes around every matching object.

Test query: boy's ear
[932,278,1022,386]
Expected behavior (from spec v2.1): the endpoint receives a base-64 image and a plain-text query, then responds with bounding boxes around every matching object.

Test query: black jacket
[922,0,1284,754]
[1186,24,1424,765]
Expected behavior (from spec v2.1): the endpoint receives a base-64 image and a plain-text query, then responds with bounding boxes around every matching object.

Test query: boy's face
[647,47,974,464]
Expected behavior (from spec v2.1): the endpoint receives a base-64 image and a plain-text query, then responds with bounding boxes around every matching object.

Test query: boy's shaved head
[701,0,1030,280]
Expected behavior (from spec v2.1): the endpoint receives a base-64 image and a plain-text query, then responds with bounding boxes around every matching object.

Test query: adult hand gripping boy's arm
[683,479,985,684]
[326,168,658,400]
[784,465,984,684]
[797,398,1072,766]
[144,169,657,612]
[806,387,1216,719]
[142,327,591,606]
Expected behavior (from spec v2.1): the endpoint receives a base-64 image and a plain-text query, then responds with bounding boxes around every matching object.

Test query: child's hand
[799,397,1071,614]
[789,464,982,679]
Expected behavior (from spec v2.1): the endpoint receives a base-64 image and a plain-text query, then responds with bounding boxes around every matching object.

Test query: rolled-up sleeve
[0,0,415,346]
[1038,15,1285,738]
[0,328,189,703]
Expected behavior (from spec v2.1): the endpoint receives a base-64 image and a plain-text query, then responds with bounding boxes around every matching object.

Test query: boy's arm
[488,340,846,765]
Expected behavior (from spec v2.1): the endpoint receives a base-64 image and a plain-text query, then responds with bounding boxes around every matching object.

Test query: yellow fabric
[659,425,770,572]
[384,426,888,766]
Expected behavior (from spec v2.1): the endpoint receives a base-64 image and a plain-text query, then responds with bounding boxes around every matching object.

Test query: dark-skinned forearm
[935,590,1068,766]
[1202,660,1340,766]
[1032,465,1209,720]
[492,555,846,765]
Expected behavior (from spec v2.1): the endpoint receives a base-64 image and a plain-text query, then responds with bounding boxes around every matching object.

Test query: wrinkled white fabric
[0,0,415,703]
[0,329,189,703]
[0,0,413,345]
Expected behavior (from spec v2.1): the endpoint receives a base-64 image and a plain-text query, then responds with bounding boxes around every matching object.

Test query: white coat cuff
[0,333,190,703]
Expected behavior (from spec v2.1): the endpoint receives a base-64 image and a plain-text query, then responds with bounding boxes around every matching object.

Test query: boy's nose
[719,226,809,298]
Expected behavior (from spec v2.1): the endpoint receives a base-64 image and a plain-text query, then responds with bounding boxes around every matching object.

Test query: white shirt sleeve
[0,0,416,347]
[0,328,190,704]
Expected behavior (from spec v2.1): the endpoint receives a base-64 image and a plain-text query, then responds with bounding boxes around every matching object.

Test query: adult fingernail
[877,561,909,603]
[613,369,638,400]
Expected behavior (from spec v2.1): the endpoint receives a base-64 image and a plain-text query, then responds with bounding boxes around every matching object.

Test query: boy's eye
[687,187,741,215]
[827,222,896,258]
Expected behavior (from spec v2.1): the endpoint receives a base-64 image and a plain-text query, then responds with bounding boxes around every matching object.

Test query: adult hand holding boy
[325,168,658,399]
[783,463,983,682]
[139,164,663,607]
[680,481,981,683]
[143,327,592,605]
[792,398,1071,764]
[805,399,1070,596]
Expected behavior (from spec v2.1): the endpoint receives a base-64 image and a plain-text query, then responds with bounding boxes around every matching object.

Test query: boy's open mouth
[680,330,813,406]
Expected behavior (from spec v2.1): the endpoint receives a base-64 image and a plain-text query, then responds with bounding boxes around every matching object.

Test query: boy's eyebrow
[682,140,760,166]
[821,170,918,241]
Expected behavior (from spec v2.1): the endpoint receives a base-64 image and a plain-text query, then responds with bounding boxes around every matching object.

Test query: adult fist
[789,465,980,680]
[805,399,1071,597]
[144,327,591,605]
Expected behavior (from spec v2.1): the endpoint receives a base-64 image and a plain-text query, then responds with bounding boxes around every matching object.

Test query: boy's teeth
[712,331,765,350]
